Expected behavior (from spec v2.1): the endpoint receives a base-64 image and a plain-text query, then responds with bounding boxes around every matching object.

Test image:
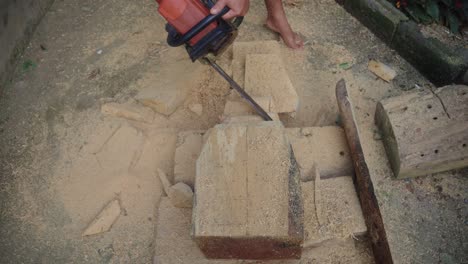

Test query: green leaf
[406,5,433,24]
[447,13,460,34]
[425,0,439,20]
[339,62,352,70]
[22,60,37,72]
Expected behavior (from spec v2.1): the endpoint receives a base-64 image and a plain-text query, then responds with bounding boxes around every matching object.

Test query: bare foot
[265,18,304,49]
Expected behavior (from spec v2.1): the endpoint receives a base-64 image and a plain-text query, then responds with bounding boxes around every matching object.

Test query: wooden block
[302,176,367,247]
[154,198,236,264]
[193,122,303,260]
[155,200,372,264]
[368,60,397,82]
[223,97,274,118]
[223,100,253,117]
[244,54,298,113]
[252,96,275,113]
[285,127,354,180]
[231,41,281,87]
[223,98,279,124]
[375,85,468,178]
[319,176,367,238]
[223,114,281,125]
[174,131,204,187]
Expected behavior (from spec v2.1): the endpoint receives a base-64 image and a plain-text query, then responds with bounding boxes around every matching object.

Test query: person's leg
[264,0,303,49]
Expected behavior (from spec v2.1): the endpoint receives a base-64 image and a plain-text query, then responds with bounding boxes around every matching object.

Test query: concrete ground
[0,0,466,263]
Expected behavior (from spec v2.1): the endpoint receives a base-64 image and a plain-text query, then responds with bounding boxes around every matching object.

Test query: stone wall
[343,0,468,86]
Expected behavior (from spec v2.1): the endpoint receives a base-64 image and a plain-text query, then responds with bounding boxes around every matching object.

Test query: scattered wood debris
[368,60,397,82]
[82,199,121,237]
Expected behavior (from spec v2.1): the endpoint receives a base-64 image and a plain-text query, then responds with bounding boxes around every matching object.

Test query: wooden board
[375,85,468,178]
[302,175,367,248]
[336,79,393,263]
[193,121,303,260]
[285,126,354,180]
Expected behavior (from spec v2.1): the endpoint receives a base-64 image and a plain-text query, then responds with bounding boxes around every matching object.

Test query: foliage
[389,0,467,34]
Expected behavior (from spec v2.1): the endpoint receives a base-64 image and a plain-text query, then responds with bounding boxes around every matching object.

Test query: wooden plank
[246,123,290,236]
[302,174,367,248]
[194,124,249,237]
[375,85,468,178]
[193,121,303,260]
[285,126,354,180]
[335,79,393,264]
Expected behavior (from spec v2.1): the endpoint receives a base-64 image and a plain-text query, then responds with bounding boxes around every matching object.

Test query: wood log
[336,79,393,264]
[375,85,468,178]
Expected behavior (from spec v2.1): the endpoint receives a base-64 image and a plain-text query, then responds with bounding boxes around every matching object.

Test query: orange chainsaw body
[156,0,217,45]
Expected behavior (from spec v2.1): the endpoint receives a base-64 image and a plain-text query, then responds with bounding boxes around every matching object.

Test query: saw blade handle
[167,6,243,47]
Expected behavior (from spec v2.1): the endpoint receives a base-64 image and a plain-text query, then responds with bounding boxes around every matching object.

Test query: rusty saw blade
[204,58,273,121]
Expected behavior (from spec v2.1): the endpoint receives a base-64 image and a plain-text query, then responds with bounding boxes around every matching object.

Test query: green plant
[390,0,467,34]
[22,59,37,72]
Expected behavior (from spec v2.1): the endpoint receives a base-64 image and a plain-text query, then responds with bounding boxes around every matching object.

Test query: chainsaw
[156,0,273,121]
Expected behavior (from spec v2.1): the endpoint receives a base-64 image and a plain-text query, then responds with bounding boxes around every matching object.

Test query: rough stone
[392,20,468,86]
[344,0,408,43]
[285,127,354,180]
[193,121,303,259]
[174,131,204,187]
[101,101,155,123]
[344,0,468,85]
[82,199,121,236]
[244,54,299,113]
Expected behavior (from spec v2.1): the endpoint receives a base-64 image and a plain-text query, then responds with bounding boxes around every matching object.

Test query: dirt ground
[0,0,466,263]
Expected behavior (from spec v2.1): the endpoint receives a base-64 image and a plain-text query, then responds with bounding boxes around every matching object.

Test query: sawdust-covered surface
[0,0,466,263]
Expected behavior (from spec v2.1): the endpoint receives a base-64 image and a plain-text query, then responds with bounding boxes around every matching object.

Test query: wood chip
[82,199,121,236]
[368,60,397,82]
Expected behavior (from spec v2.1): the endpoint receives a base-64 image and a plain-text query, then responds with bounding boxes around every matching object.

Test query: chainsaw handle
[166,6,243,47]
[205,0,243,27]
[203,0,244,28]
